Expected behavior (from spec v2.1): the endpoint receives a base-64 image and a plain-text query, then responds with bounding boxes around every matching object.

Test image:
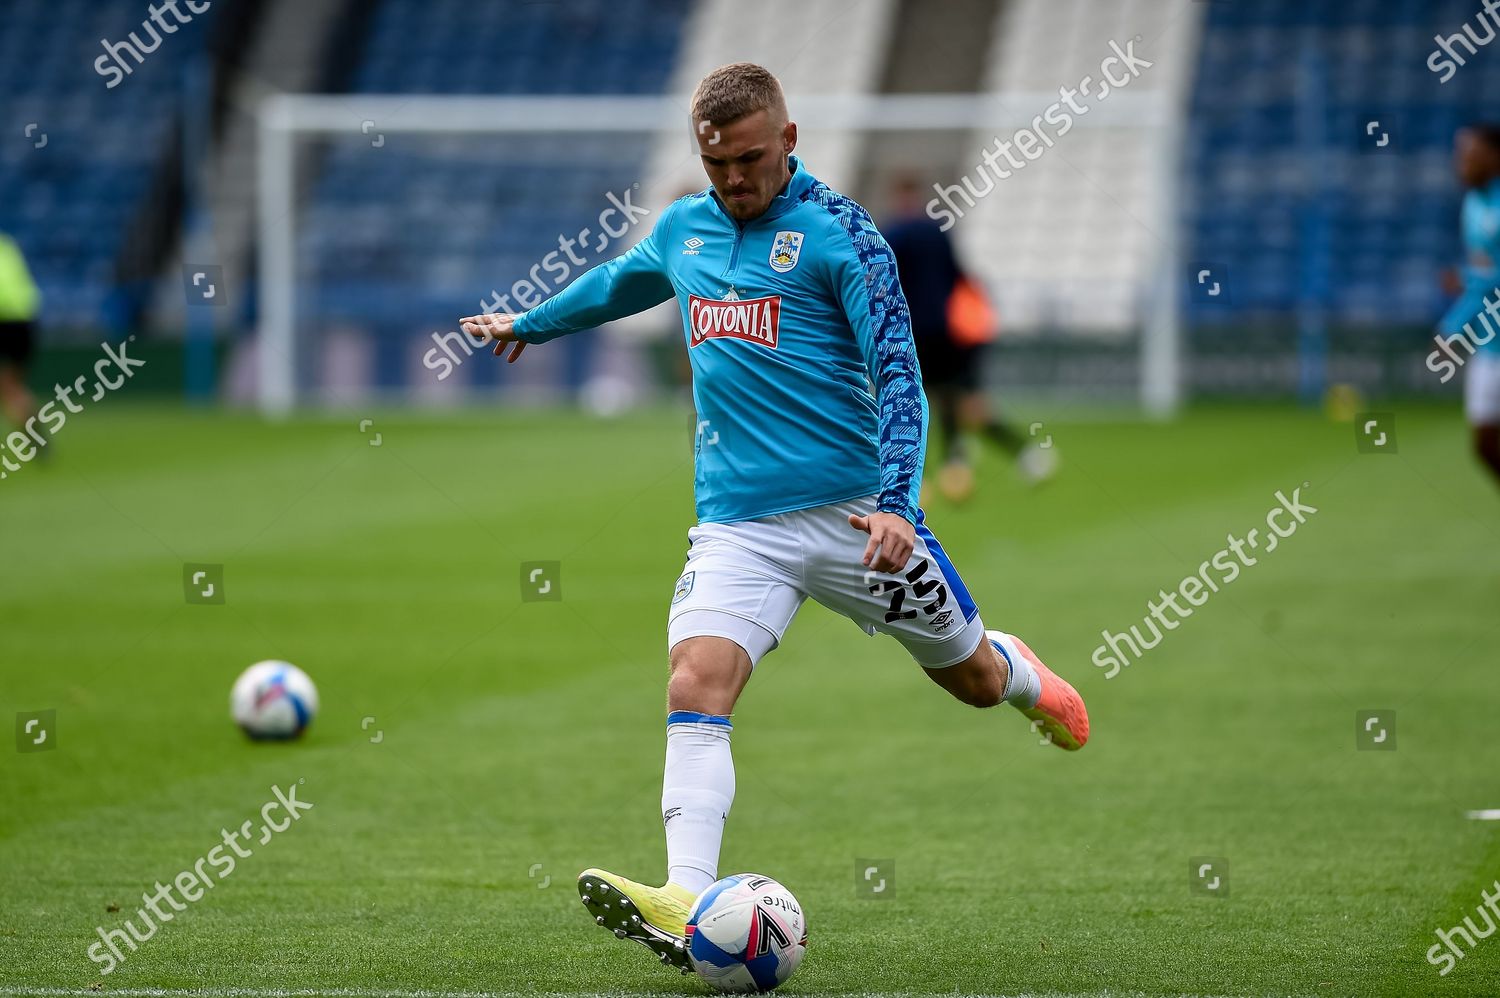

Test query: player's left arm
[825,209,928,572]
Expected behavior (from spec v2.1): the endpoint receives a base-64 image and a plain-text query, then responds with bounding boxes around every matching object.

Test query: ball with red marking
[686,874,806,993]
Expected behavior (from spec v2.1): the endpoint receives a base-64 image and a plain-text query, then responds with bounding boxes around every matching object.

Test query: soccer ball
[230,661,318,740]
[687,874,807,993]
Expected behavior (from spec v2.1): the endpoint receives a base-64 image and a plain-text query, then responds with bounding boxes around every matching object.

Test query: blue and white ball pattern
[686,874,807,993]
[230,660,318,740]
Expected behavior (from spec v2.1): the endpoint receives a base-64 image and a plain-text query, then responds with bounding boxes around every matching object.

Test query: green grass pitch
[2,402,1498,998]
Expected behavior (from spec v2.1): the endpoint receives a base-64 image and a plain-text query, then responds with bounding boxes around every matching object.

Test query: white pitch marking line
[1467,808,1500,820]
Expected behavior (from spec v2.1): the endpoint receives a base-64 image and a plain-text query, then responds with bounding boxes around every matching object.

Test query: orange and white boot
[988,630,1089,750]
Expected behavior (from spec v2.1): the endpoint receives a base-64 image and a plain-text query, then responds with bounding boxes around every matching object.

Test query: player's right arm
[461,203,678,363]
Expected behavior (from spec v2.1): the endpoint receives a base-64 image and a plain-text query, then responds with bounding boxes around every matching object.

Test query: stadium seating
[299,0,692,369]
[953,0,1205,336]
[1186,0,1500,323]
[641,0,899,199]
[12,0,1491,374]
[0,0,214,330]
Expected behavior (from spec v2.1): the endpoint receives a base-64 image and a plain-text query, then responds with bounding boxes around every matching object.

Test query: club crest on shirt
[672,571,695,604]
[769,230,804,273]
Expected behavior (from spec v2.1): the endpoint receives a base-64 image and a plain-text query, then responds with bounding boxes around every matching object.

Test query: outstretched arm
[461,203,678,361]
[825,206,928,572]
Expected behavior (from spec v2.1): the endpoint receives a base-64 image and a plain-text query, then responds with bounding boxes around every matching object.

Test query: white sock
[989,631,1041,709]
[662,711,734,895]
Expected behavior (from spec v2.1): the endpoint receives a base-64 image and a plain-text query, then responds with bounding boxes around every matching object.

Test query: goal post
[255,92,1182,417]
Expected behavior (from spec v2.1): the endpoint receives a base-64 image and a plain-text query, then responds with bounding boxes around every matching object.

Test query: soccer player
[460,63,1089,972]
[883,176,1056,501]
[0,232,41,435]
[1439,125,1500,485]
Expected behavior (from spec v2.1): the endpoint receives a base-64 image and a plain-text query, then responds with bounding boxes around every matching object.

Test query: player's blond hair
[690,63,788,127]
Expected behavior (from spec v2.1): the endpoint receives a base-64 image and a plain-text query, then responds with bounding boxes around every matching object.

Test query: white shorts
[666,496,987,670]
[1465,352,1500,425]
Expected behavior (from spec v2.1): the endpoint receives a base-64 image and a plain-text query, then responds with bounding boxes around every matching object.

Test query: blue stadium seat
[1186,0,1490,324]
[299,0,691,359]
[0,0,213,331]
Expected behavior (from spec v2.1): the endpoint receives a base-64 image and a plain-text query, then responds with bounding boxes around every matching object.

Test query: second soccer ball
[230,660,319,740]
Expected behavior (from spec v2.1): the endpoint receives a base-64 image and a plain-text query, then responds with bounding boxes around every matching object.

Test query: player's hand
[459,312,527,363]
[849,511,915,574]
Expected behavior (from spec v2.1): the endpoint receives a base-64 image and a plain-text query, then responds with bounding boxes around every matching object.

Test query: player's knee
[666,658,705,705]
[667,637,749,713]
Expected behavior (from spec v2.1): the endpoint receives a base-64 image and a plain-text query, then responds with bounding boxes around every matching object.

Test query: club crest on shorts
[769,230,804,273]
[672,571,695,604]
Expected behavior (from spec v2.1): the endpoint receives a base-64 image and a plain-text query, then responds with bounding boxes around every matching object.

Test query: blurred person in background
[0,232,41,434]
[1438,125,1500,487]
[883,176,1054,503]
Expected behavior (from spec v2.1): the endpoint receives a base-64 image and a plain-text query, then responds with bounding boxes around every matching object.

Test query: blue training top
[1439,177,1500,353]
[513,156,927,525]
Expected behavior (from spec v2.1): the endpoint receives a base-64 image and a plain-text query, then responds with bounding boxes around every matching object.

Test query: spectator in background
[0,232,41,434]
[883,177,1055,503]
